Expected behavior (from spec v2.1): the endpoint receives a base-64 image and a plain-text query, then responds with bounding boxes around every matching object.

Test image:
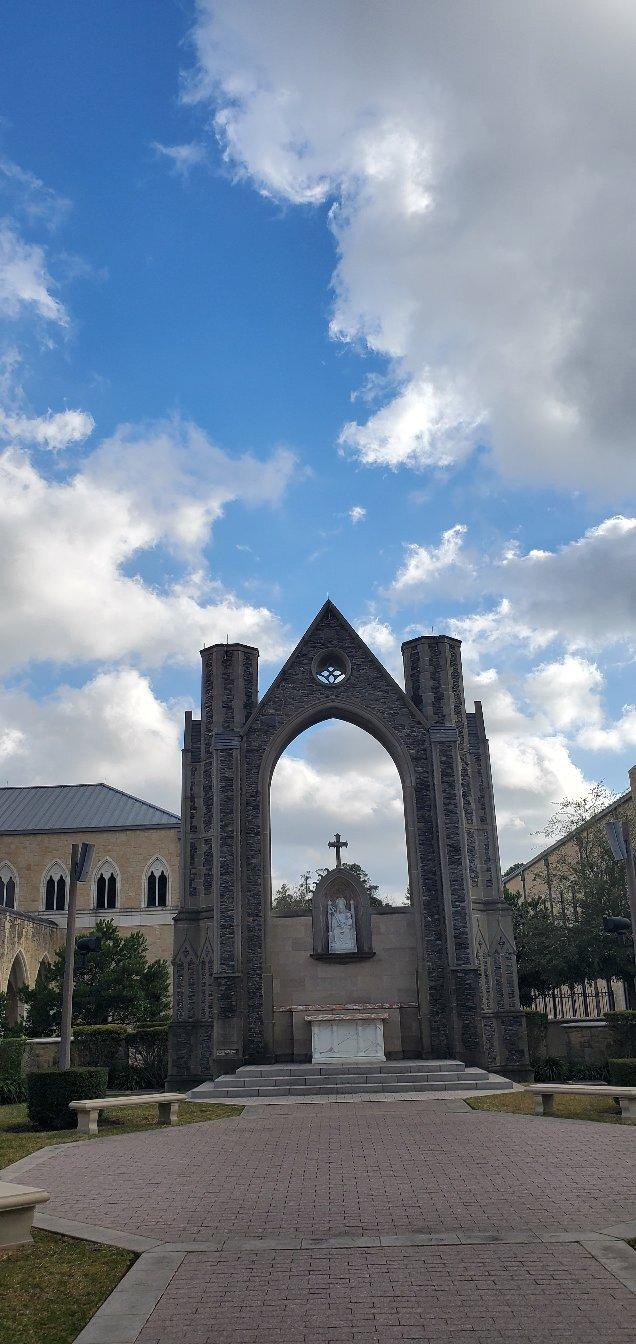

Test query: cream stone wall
[0,825,180,968]
[0,908,63,1013]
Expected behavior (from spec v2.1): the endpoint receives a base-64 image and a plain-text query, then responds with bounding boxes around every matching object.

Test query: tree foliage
[22,919,170,1034]
[272,862,394,913]
[505,787,635,1006]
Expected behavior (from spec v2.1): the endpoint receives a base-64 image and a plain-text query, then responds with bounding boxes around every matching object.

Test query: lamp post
[604,818,636,1009]
[58,842,94,1070]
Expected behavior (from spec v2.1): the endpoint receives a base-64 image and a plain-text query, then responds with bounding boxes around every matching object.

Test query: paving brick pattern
[135,1242,635,1344]
[34,1103,636,1241]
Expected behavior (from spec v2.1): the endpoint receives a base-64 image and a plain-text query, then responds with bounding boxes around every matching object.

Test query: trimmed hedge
[27,1067,107,1130]
[608,1057,636,1087]
[604,1011,636,1059]
[72,1025,128,1073]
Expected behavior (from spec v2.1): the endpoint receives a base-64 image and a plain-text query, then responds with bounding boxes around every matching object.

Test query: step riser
[197,1080,508,1100]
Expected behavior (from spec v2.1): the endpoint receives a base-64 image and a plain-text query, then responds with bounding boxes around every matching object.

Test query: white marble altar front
[305,1010,387,1063]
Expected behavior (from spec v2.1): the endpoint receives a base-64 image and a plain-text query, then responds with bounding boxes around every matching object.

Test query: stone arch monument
[169,601,530,1086]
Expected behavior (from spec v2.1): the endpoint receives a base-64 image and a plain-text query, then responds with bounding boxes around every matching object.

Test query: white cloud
[0,419,294,673]
[356,617,404,682]
[0,222,68,324]
[0,155,70,229]
[0,408,94,451]
[348,504,366,524]
[188,1,636,490]
[0,668,182,811]
[151,141,206,174]
[388,524,470,599]
[270,720,408,901]
[524,656,604,731]
[577,705,636,753]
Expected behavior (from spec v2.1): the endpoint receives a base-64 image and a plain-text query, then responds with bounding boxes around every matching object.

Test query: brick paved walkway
[134,1242,635,1344]
[35,1102,636,1241]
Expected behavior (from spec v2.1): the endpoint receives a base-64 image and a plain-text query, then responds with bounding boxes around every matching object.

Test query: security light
[74,842,95,883]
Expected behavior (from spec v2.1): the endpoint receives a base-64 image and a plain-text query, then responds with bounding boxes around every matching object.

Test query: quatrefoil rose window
[312,649,351,687]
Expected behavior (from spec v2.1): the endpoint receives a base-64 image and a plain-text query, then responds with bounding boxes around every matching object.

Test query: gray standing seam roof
[0,784,179,833]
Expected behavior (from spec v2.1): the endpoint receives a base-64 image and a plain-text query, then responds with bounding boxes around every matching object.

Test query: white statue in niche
[328,895,357,953]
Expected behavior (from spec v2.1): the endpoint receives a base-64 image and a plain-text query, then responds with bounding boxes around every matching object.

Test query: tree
[506,787,635,1008]
[272,881,312,915]
[503,886,569,1007]
[22,919,170,1034]
[272,861,393,913]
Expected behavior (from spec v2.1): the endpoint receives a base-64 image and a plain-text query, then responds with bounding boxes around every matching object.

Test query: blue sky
[1,2,635,898]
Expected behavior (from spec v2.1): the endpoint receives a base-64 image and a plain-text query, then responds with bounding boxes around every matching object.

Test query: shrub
[0,1076,25,1104]
[72,1024,128,1073]
[127,1026,168,1088]
[0,1036,26,1080]
[532,1055,609,1083]
[604,1011,636,1059]
[26,1067,107,1130]
[523,1011,548,1060]
[108,1063,148,1091]
[608,1057,636,1087]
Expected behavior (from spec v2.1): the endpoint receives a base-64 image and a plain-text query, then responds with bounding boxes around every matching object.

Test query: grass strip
[0,1229,134,1344]
[468,1089,629,1124]
[0,1099,243,1168]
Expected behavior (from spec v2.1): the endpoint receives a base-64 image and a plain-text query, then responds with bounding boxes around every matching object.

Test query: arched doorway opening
[6,952,28,1027]
[267,717,419,1061]
[270,719,409,909]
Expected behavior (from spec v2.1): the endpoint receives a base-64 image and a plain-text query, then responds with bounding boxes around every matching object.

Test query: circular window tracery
[312,649,350,687]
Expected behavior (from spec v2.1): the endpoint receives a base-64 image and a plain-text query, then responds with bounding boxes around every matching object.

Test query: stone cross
[328,832,348,867]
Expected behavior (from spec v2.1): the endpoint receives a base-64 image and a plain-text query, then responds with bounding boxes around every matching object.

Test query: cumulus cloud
[388,524,470,599]
[271,721,408,901]
[0,668,183,811]
[0,419,294,673]
[188,1,636,490]
[524,656,604,732]
[0,408,94,450]
[0,222,68,324]
[348,504,366,524]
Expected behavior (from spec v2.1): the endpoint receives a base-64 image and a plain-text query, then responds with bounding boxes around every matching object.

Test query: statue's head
[335,896,348,912]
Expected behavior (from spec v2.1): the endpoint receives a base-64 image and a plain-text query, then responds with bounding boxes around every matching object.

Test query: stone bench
[0,1180,49,1248]
[528,1083,636,1122]
[69,1092,187,1135]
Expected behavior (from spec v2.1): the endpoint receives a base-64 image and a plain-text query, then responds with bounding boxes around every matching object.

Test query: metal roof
[0,784,179,834]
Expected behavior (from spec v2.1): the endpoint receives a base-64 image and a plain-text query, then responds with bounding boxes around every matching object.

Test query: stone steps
[188,1059,511,1102]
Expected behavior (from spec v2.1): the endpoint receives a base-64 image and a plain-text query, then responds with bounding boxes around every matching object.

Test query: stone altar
[305,1010,387,1063]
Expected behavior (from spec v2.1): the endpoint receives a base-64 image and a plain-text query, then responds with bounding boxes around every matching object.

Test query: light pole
[58,842,94,1070]
[605,819,636,1009]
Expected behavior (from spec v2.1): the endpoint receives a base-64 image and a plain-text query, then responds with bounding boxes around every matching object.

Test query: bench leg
[158,1101,179,1126]
[0,1203,37,1249]
[76,1109,99,1135]
[618,1096,636,1122]
[533,1093,555,1116]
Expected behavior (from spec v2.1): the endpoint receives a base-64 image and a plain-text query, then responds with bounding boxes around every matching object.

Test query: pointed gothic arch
[0,861,18,909]
[92,858,120,911]
[169,601,530,1088]
[42,860,69,912]
[6,950,28,1026]
[143,856,170,909]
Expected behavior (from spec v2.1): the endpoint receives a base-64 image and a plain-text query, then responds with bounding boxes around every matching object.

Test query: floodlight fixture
[74,842,95,883]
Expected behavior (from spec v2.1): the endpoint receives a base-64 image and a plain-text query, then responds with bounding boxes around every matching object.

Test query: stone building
[170,600,530,1086]
[0,783,180,1013]
[505,767,636,1020]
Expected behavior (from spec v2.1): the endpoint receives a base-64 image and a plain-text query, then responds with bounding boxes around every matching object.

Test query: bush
[533,1055,609,1083]
[608,1057,636,1087]
[0,1036,26,1080]
[127,1026,168,1088]
[107,1063,149,1092]
[72,1024,128,1074]
[523,1011,548,1060]
[0,1076,25,1104]
[26,1067,107,1130]
[604,1011,636,1059]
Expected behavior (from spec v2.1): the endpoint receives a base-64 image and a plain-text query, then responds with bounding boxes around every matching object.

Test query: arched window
[93,860,119,910]
[0,862,17,909]
[42,861,67,912]
[145,857,169,908]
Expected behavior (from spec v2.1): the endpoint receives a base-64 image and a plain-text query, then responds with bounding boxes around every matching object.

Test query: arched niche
[311,866,374,960]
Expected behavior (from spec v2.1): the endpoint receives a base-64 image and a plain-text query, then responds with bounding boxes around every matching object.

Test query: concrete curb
[72,1249,186,1344]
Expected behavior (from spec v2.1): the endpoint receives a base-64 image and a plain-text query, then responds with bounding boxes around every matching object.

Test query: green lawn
[468,1089,629,1124]
[0,1229,134,1344]
[0,1098,243,1168]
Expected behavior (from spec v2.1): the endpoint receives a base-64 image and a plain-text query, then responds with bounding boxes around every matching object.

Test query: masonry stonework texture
[169,602,530,1086]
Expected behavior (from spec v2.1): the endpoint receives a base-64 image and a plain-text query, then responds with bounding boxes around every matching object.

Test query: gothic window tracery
[145,857,169,908]
[0,862,17,908]
[93,860,119,910]
[42,862,67,911]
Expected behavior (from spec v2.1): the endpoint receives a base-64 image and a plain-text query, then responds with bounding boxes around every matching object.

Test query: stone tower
[168,602,530,1087]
